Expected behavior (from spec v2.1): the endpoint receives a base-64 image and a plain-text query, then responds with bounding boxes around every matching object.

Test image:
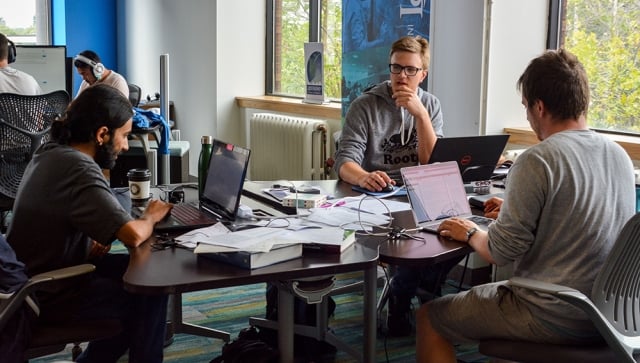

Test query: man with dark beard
[7,84,173,363]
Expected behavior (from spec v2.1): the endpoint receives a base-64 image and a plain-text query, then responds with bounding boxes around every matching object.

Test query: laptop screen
[428,135,510,183]
[201,139,251,221]
[401,161,472,224]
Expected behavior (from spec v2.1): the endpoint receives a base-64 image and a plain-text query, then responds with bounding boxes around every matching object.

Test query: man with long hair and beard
[7,84,173,363]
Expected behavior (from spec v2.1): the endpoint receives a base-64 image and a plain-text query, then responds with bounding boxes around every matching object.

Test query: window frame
[548,0,640,137]
[265,0,322,98]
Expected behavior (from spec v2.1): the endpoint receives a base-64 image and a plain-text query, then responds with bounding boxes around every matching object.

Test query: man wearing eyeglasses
[335,35,443,191]
[335,35,454,337]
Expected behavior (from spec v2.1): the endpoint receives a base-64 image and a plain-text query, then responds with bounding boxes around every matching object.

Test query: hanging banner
[342,0,431,120]
[303,42,327,104]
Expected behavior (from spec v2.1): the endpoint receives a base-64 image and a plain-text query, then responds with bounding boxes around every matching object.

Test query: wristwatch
[466,227,478,242]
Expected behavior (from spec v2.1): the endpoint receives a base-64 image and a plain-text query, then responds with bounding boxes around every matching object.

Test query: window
[267,0,342,100]
[556,0,640,134]
[0,0,50,45]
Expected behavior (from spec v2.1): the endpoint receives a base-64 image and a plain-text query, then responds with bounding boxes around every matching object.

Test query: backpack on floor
[210,326,279,363]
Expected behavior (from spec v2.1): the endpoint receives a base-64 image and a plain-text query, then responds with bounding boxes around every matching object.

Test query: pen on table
[346,206,375,215]
[320,199,346,208]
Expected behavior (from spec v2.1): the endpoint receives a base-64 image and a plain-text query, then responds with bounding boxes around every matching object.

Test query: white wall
[119,0,265,177]
[429,0,547,137]
[485,0,548,135]
[429,0,487,136]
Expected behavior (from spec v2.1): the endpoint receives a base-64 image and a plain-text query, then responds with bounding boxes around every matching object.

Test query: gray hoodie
[335,80,444,181]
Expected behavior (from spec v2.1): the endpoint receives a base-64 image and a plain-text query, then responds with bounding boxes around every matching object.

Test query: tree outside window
[561,0,640,134]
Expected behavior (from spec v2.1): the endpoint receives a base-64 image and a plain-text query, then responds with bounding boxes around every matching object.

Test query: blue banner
[342,0,431,120]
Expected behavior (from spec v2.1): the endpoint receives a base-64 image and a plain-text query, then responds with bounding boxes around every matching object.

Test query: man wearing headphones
[74,50,129,98]
[0,33,42,94]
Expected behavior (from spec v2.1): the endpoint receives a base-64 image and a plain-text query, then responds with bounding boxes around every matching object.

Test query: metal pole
[159,54,171,185]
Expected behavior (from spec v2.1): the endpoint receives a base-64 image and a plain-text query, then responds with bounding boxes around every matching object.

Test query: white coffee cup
[127,168,151,207]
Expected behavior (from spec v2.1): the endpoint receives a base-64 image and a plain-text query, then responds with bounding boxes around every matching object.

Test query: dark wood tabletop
[243,179,473,267]
[123,239,378,295]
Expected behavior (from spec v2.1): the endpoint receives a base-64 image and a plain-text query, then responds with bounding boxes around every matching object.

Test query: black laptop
[153,139,251,232]
[428,135,510,183]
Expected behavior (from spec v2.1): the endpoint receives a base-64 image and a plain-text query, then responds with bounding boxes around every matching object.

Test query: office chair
[0,90,70,205]
[0,239,123,361]
[478,213,640,363]
[0,90,70,232]
[128,83,142,107]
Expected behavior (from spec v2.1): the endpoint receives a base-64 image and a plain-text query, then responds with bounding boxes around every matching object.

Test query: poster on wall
[303,42,327,104]
[342,0,431,120]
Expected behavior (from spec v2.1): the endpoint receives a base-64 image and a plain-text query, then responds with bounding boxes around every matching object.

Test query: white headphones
[74,54,105,80]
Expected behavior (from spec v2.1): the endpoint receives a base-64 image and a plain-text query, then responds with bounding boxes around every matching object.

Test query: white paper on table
[305,207,390,231]
[340,195,410,214]
[185,226,290,252]
[173,222,231,249]
[277,225,350,245]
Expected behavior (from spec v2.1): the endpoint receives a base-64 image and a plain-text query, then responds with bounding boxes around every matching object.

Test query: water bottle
[198,136,213,197]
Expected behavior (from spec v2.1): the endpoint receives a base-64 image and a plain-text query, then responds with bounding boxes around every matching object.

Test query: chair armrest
[508,276,638,363]
[508,276,580,295]
[30,264,96,283]
[0,264,96,331]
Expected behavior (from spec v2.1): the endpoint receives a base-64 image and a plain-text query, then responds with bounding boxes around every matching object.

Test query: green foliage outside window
[563,0,640,133]
[277,0,342,100]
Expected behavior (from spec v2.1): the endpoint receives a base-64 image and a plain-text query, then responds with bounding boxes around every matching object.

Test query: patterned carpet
[31,247,489,363]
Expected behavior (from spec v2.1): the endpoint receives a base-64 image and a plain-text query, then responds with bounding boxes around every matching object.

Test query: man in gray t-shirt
[335,35,455,337]
[415,50,636,362]
[8,84,173,363]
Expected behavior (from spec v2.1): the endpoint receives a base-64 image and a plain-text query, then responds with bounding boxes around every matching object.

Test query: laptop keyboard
[171,204,218,224]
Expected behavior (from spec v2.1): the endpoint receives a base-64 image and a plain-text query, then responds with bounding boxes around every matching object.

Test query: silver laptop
[400,161,494,233]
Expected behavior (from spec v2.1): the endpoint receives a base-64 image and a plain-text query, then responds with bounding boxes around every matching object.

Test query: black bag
[210,326,279,363]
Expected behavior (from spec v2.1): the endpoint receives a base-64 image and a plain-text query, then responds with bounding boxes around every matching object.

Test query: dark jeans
[389,256,465,304]
[39,253,168,363]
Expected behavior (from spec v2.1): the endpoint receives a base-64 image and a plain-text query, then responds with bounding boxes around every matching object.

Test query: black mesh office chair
[0,90,70,230]
[128,83,142,107]
[479,213,640,363]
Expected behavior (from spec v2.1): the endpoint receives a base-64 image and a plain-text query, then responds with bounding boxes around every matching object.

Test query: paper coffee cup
[127,168,151,207]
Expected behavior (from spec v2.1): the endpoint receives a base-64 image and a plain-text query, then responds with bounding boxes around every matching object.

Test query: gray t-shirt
[334,81,444,181]
[7,143,132,276]
[488,129,636,330]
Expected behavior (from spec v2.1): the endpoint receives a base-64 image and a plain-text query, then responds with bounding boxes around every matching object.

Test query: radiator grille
[249,113,328,181]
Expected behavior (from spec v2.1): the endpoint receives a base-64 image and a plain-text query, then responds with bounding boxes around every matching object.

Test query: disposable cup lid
[127,168,150,181]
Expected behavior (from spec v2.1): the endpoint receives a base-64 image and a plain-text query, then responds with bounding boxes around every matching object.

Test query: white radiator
[249,113,328,181]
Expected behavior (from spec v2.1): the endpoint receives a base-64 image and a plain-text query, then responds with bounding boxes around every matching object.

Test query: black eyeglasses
[388,63,423,76]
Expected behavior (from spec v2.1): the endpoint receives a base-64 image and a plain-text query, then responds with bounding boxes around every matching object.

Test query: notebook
[400,161,494,233]
[153,139,251,232]
[428,135,510,183]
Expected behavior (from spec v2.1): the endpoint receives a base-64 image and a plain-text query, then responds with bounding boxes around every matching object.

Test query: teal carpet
[31,244,489,362]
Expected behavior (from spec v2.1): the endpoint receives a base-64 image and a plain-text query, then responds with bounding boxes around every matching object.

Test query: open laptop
[428,135,510,183]
[153,139,251,232]
[400,161,494,233]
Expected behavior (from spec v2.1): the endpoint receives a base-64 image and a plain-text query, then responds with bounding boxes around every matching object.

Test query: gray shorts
[426,282,597,344]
